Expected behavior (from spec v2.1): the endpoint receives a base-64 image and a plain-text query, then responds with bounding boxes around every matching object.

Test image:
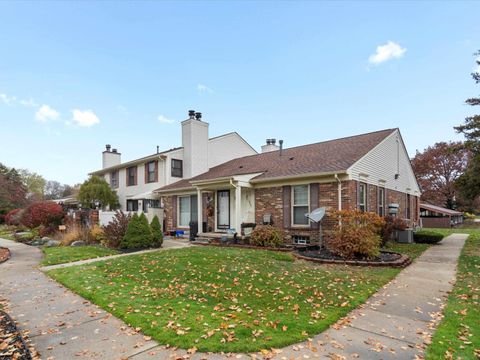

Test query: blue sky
[0,1,478,185]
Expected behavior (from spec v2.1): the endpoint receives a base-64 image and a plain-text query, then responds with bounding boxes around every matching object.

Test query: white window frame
[378,187,385,217]
[359,183,367,212]
[291,185,310,227]
[177,195,191,228]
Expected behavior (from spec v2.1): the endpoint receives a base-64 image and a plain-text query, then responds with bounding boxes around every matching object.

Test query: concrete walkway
[0,234,467,359]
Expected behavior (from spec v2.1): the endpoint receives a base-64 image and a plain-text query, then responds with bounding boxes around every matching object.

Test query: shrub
[5,209,24,226]
[250,225,283,247]
[380,215,408,247]
[414,230,445,244]
[88,225,105,244]
[150,215,163,248]
[21,201,64,229]
[120,213,153,249]
[102,211,132,248]
[60,227,82,246]
[38,224,56,237]
[326,210,385,260]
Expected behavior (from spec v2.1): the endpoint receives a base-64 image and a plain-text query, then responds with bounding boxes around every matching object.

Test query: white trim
[177,195,191,228]
[358,182,367,212]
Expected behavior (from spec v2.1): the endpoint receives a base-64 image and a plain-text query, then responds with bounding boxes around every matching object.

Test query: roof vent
[188,110,195,119]
[112,148,117,153]
[105,144,111,152]
[195,112,202,120]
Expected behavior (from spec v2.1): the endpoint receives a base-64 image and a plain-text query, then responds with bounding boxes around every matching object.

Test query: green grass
[48,246,400,353]
[0,225,15,240]
[383,242,431,261]
[41,246,119,266]
[425,228,480,360]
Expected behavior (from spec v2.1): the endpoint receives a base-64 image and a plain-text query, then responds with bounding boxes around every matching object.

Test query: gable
[348,129,420,195]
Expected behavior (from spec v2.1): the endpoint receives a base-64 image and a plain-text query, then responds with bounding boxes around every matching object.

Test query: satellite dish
[306,207,326,223]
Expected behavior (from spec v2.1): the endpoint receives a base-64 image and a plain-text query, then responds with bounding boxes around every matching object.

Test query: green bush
[150,215,163,248]
[250,225,283,247]
[120,213,153,249]
[414,230,445,244]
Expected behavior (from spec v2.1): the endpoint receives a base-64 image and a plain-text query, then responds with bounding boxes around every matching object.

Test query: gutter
[250,171,348,184]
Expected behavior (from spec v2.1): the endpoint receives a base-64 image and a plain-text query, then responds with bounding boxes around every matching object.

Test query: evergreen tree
[150,215,163,248]
[121,213,153,249]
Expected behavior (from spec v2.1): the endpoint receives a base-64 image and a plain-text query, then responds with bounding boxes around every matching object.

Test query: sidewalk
[0,234,467,359]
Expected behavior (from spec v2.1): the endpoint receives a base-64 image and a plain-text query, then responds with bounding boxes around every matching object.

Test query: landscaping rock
[71,241,87,247]
[41,236,52,241]
[46,239,61,247]
[31,238,48,246]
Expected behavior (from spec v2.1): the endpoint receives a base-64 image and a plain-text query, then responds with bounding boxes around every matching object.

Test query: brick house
[155,128,421,244]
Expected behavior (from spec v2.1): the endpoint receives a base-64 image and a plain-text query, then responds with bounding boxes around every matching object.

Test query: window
[292,185,309,226]
[171,159,183,178]
[143,199,161,212]
[126,200,138,212]
[359,183,367,212]
[178,196,191,227]
[127,166,137,186]
[406,194,411,219]
[110,171,118,188]
[145,161,156,183]
[292,235,310,245]
[378,187,385,216]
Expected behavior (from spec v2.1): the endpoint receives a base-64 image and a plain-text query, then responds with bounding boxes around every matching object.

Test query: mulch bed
[192,241,296,252]
[0,248,10,264]
[0,310,32,360]
[294,248,411,268]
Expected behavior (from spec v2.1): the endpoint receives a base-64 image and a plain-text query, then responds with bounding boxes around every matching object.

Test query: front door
[217,190,230,230]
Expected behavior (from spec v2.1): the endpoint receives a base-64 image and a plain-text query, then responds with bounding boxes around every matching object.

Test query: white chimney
[102,144,121,169]
[261,139,280,153]
[182,110,209,178]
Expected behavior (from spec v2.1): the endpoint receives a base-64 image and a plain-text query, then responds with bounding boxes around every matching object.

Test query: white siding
[208,133,257,168]
[348,130,420,195]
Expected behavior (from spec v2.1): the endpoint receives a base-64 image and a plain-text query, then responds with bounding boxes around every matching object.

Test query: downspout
[334,174,342,211]
[229,178,238,189]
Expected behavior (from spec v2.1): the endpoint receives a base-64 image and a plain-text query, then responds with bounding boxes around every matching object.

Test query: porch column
[235,185,242,232]
[197,188,203,232]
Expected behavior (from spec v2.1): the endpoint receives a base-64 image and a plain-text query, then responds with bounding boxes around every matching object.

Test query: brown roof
[420,203,463,216]
[157,128,396,192]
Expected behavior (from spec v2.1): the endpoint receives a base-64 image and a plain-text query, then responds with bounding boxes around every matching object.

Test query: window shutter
[283,185,291,228]
[134,166,137,185]
[155,161,158,182]
[309,183,319,229]
[144,163,148,184]
[172,196,177,228]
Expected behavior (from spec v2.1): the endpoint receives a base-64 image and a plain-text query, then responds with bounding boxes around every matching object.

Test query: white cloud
[19,98,38,107]
[197,84,214,93]
[35,105,60,122]
[0,93,16,105]
[157,114,175,124]
[71,109,100,127]
[368,41,406,65]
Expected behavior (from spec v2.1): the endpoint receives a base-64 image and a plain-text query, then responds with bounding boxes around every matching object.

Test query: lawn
[425,228,480,360]
[41,246,119,266]
[48,246,401,353]
[383,242,431,261]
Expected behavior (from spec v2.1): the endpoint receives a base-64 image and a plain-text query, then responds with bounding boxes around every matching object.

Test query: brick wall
[163,196,174,231]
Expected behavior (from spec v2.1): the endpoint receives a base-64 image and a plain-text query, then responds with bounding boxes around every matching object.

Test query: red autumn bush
[5,208,24,226]
[21,201,64,229]
[326,210,385,260]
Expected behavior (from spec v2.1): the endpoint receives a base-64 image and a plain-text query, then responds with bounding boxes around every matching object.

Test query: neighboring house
[420,203,463,228]
[155,128,421,244]
[89,110,257,215]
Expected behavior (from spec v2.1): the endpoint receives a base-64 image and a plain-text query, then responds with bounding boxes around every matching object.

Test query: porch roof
[155,128,395,193]
[420,203,463,216]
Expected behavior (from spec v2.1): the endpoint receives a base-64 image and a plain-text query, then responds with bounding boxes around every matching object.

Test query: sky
[0,1,479,185]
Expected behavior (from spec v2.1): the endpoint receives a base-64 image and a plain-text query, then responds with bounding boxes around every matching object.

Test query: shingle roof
[420,203,463,216]
[157,128,396,192]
